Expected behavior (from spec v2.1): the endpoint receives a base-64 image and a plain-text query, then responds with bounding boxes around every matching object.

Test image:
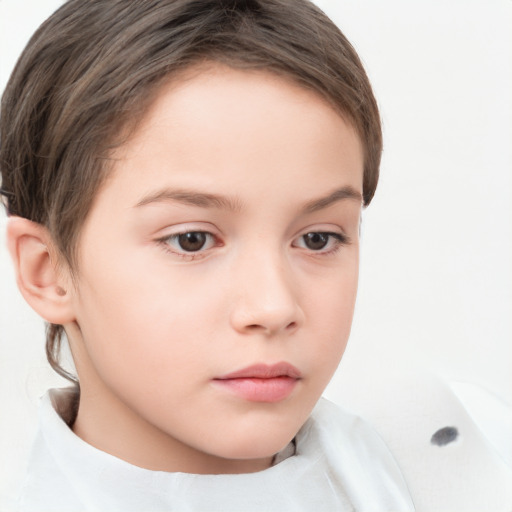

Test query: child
[1,0,415,510]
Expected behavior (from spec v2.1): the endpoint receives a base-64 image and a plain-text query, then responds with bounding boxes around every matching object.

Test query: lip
[216,362,302,380]
[212,362,302,403]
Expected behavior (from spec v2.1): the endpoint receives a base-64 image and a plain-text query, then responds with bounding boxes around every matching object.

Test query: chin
[210,420,300,462]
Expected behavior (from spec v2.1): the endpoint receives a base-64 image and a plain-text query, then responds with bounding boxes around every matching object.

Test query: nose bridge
[229,240,303,335]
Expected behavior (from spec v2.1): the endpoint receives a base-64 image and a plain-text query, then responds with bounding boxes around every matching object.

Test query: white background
[1,0,511,498]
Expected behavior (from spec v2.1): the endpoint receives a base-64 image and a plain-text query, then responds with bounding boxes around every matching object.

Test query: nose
[229,251,304,337]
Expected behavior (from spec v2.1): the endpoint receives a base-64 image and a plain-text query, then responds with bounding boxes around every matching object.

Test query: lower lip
[212,376,298,402]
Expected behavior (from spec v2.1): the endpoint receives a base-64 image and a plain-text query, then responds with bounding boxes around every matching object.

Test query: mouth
[212,362,302,403]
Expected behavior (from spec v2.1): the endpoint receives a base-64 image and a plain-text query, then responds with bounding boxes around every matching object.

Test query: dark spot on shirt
[431,426,459,446]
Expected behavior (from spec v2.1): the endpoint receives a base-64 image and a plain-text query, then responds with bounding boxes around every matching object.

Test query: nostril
[244,321,297,334]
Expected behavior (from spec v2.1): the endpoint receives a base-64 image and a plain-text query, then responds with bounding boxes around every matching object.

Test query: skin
[44,65,364,474]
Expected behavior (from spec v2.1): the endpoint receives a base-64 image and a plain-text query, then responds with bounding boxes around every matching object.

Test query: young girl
[0,0,416,510]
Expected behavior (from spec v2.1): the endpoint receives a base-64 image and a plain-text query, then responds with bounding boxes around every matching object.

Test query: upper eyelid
[293,231,349,247]
[295,227,349,241]
[156,222,221,238]
[161,230,218,245]
[294,220,348,234]
[155,221,350,243]
[157,227,348,240]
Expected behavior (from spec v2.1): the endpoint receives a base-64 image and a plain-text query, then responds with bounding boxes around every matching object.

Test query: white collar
[18,387,414,511]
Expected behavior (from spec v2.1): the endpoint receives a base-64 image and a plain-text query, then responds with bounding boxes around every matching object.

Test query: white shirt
[13,388,414,512]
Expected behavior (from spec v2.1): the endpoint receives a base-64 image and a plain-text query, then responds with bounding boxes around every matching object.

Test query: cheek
[74,243,230,381]
[304,259,359,370]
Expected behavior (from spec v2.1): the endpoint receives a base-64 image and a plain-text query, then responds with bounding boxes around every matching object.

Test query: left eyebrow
[302,186,363,213]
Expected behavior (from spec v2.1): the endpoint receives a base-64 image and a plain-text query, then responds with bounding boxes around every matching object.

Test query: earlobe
[6,216,75,325]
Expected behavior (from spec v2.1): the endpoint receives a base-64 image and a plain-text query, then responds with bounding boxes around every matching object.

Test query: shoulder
[301,398,416,511]
[14,388,85,512]
[326,366,512,512]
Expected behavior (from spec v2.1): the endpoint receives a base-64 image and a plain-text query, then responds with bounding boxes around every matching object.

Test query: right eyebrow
[133,188,244,213]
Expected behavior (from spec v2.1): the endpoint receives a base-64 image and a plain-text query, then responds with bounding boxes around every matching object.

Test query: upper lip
[215,362,302,380]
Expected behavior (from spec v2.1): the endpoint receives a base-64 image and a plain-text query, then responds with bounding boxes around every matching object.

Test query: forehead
[99,64,363,213]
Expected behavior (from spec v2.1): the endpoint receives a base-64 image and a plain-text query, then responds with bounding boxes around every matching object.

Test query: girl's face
[66,64,364,474]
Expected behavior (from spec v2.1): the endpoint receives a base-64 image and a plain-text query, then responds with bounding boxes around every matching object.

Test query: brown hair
[0,0,382,383]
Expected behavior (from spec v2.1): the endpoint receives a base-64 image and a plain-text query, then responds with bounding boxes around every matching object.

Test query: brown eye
[302,232,329,250]
[177,232,208,252]
[161,230,217,258]
[294,231,348,253]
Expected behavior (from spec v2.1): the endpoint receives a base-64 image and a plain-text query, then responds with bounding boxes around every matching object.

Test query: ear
[6,216,75,324]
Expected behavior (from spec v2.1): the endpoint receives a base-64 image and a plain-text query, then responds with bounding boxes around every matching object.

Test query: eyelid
[296,221,350,237]
[155,224,222,260]
[154,223,350,261]
[292,229,350,254]
[166,231,216,250]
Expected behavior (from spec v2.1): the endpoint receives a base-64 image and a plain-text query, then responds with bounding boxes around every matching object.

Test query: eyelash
[293,232,350,255]
[157,232,219,261]
[156,230,350,261]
